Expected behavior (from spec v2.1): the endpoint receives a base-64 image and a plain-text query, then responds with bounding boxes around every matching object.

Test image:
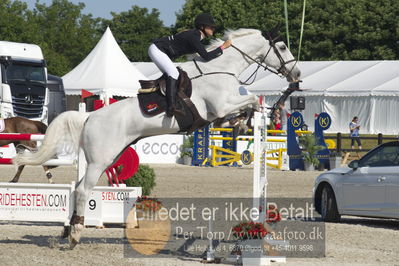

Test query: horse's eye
[280,45,287,50]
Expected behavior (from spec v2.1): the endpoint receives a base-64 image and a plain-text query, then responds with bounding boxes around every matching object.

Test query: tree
[175,0,399,60]
[105,6,170,62]
[0,0,103,76]
[299,0,399,60]
[31,0,103,75]
[174,0,283,38]
[0,0,36,43]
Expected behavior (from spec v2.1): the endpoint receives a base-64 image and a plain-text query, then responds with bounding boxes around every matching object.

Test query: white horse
[15,28,300,248]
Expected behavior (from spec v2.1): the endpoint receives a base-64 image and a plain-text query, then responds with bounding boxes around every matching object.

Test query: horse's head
[223,29,301,83]
[260,30,301,82]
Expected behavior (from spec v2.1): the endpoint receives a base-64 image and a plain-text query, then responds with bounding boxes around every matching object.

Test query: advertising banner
[132,135,184,163]
[0,183,74,223]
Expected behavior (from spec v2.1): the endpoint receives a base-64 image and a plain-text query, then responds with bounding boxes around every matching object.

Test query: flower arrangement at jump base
[135,196,163,213]
[232,221,268,240]
[232,204,282,239]
[266,204,282,223]
[230,221,268,260]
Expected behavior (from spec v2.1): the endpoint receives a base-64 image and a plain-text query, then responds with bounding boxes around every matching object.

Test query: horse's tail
[15,111,90,166]
[34,120,48,134]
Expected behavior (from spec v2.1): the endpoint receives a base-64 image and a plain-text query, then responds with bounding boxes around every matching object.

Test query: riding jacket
[153,29,223,61]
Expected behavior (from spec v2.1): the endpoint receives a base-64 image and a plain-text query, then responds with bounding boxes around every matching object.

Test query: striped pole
[0,133,44,141]
[0,158,75,166]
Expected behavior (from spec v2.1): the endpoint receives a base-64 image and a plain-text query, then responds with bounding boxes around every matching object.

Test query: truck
[0,41,48,123]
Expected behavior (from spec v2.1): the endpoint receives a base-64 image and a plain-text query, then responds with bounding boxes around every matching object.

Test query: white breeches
[148,43,179,79]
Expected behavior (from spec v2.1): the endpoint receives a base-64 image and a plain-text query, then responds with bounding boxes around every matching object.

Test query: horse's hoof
[68,223,83,247]
[69,238,78,250]
[9,180,17,183]
[68,232,80,250]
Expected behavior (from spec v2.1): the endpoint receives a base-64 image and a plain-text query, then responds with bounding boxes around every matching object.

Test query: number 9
[89,199,96,210]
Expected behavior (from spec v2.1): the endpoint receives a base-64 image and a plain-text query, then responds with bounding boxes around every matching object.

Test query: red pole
[0,158,13,164]
[0,133,43,141]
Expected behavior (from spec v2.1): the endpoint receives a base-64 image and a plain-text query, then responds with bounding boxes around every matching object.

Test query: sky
[23,0,186,26]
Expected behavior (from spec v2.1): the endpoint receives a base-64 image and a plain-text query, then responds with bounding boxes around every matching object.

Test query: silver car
[313,141,399,222]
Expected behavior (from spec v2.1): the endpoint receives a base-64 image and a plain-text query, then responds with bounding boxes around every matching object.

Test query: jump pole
[250,100,287,265]
[252,111,267,221]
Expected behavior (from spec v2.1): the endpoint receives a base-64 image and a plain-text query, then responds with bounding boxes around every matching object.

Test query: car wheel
[320,185,340,222]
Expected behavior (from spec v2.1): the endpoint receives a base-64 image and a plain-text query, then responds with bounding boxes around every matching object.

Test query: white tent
[241,61,399,135]
[133,61,399,135]
[63,27,146,97]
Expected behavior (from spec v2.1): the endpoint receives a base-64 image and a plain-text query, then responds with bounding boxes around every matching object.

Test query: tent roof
[133,60,399,97]
[63,27,146,97]
[243,60,399,97]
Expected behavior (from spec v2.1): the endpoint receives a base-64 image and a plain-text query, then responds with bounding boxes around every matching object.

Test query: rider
[148,13,232,117]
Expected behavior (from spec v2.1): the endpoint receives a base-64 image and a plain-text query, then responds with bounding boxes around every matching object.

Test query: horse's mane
[188,28,262,60]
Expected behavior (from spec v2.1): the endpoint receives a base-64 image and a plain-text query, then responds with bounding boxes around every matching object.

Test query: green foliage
[299,133,324,167]
[174,0,282,39]
[31,0,103,75]
[0,0,38,43]
[180,135,194,158]
[104,6,170,62]
[0,1,166,75]
[297,0,399,60]
[125,164,156,196]
[175,0,399,60]
[1,0,398,77]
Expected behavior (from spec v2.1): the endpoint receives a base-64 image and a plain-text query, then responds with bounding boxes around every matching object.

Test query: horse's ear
[270,22,281,38]
[261,30,271,40]
[268,23,284,42]
[262,22,282,41]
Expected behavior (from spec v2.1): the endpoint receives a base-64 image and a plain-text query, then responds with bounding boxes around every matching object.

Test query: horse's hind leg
[9,165,25,183]
[66,163,105,249]
[43,166,54,184]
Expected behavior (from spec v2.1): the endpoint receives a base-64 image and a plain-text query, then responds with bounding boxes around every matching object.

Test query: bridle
[190,34,297,85]
[266,36,298,76]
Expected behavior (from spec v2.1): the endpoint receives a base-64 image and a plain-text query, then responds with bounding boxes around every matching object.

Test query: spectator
[273,113,281,131]
[349,116,362,150]
[278,102,289,131]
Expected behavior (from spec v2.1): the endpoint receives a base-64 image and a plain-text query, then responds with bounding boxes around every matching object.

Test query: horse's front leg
[219,94,259,117]
[65,163,105,249]
[9,165,24,183]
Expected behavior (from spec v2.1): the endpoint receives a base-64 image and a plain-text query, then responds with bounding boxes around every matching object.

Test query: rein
[190,59,237,81]
[190,37,296,85]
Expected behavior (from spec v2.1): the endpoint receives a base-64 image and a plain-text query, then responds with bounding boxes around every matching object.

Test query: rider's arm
[190,37,223,61]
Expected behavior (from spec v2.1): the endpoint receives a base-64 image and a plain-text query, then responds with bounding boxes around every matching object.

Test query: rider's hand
[222,39,232,49]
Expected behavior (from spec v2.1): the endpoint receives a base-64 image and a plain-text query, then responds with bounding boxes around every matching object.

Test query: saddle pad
[137,68,195,132]
[137,89,167,116]
[0,119,5,133]
[137,91,196,132]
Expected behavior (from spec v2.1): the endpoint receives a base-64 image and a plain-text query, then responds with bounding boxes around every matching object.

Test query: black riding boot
[166,76,184,117]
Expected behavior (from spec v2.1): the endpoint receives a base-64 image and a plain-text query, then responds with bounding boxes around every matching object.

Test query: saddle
[137,68,209,133]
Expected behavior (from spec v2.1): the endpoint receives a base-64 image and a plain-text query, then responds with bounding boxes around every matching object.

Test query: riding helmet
[194,13,216,29]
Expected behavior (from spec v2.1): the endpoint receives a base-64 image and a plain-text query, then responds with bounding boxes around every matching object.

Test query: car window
[359,145,399,167]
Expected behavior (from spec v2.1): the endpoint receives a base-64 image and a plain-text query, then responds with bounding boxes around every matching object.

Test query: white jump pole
[77,102,87,182]
[251,98,287,266]
[253,101,268,222]
[206,215,215,262]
